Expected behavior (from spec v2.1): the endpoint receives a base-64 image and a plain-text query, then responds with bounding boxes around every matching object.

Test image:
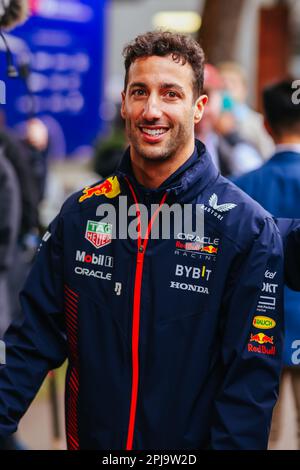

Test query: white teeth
[142,128,167,136]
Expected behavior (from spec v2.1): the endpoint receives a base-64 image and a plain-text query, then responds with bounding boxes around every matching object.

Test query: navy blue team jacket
[0,140,284,450]
[233,150,300,366]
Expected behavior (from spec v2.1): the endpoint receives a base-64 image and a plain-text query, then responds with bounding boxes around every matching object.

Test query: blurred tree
[257,3,290,111]
[198,0,246,64]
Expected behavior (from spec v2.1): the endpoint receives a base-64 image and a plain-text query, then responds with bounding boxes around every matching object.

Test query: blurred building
[106,0,300,111]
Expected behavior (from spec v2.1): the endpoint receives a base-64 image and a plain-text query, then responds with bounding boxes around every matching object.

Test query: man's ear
[194,94,208,124]
[121,91,126,119]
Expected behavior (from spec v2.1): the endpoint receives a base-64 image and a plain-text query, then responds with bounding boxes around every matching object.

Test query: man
[0,31,284,450]
[0,126,42,325]
[0,138,23,452]
[217,61,274,160]
[234,80,300,448]
[195,63,262,177]
[0,146,21,337]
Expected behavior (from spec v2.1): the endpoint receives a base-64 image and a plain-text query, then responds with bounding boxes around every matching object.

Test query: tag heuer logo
[85,220,112,249]
[209,193,237,213]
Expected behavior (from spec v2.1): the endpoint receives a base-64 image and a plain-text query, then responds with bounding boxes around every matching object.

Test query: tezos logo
[264,270,276,279]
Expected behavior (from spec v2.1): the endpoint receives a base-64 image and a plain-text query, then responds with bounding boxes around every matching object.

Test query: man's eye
[132,89,146,96]
[166,91,178,98]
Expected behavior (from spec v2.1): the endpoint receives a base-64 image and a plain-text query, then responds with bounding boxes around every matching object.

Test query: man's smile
[138,125,170,143]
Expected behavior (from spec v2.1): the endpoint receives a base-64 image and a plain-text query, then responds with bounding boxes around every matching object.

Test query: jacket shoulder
[59,174,122,216]
[202,175,276,250]
[219,175,270,216]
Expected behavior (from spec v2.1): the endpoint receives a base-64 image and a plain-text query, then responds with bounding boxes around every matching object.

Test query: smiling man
[0,31,284,450]
[122,56,205,172]
[121,33,207,189]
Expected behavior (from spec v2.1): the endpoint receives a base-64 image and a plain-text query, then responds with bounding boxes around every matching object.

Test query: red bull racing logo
[248,332,276,355]
[201,245,218,254]
[79,176,121,203]
[175,241,218,254]
[250,332,273,345]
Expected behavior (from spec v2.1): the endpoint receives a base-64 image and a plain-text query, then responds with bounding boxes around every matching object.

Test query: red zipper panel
[124,177,167,450]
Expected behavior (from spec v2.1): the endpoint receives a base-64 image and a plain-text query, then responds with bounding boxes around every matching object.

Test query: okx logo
[0,340,6,365]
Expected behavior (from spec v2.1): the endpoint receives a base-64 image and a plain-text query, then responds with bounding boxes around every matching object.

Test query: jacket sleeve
[0,214,67,438]
[211,217,284,449]
[274,217,300,291]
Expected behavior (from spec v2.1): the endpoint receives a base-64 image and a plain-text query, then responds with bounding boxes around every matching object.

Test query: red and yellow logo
[79,176,121,203]
[250,332,274,345]
[252,316,276,330]
[201,245,218,254]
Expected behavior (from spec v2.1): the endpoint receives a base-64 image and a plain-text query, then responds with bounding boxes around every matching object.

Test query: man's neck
[130,142,195,189]
[275,134,300,145]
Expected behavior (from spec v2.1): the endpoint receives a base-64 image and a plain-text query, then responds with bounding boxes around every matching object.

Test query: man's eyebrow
[128,82,185,93]
[160,83,185,93]
[128,82,147,90]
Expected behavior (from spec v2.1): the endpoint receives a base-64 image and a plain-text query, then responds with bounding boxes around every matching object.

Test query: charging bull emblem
[250,332,274,345]
[79,176,121,203]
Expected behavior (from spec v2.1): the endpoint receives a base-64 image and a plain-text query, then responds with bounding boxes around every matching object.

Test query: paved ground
[16,372,298,450]
[268,372,298,450]
[18,387,66,450]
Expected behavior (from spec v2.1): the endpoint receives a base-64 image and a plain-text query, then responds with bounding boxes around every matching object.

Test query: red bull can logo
[79,176,121,203]
[250,332,274,345]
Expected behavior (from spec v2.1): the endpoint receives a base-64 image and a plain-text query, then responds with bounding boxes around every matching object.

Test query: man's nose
[142,95,162,121]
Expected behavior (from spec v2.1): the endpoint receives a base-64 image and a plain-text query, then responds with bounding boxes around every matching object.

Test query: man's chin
[134,142,173,162]
[138,150,171,162]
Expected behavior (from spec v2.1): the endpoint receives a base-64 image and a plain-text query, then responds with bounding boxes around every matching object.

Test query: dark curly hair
[122,31,205,100]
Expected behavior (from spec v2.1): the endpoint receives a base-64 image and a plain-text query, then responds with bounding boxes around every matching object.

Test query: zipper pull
[137,245,144,261]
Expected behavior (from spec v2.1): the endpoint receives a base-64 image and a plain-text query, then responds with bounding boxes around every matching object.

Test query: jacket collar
[274,144,300,155]
[268,149,300,165]
[116,139,219,202]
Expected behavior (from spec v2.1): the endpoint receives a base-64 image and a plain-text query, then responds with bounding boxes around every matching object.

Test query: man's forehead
[127,54,193,86]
